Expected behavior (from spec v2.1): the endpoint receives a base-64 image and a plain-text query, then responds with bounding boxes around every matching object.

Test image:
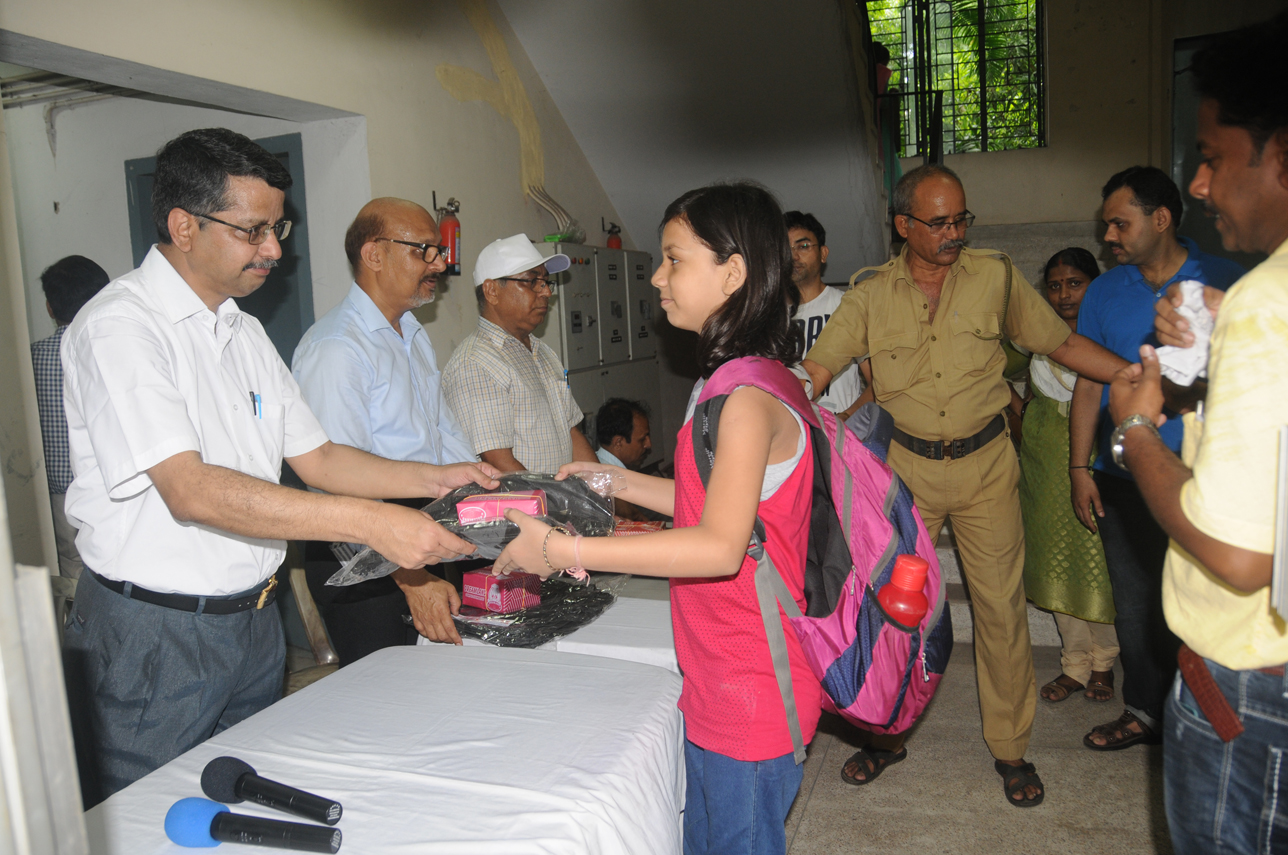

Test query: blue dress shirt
[1077,236,1245,480]
[31,325,72,494]
[292,283,476,467]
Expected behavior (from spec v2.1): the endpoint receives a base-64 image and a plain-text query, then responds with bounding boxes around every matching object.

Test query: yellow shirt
[1162,239,1288,670]
[806,245,1070,439]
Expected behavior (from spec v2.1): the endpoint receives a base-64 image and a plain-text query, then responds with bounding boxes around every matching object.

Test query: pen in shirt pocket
[249,391,263,419]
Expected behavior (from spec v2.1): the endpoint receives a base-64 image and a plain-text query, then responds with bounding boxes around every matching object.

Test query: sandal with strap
[1084,670,1115,702]
[995,760,1044,808]
[1040,674,1085,702]
[1083,708,1160,751]
[840,744,907,786]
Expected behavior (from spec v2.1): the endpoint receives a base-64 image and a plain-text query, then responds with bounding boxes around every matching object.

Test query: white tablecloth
[85,646,685,855]
[422,595,678,674]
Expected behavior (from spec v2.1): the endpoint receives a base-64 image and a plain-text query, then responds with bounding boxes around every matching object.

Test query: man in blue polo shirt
[1069,166,1243,752]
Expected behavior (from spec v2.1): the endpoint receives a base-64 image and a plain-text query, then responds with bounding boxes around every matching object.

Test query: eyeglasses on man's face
[374,238,447,264]
[500,275,557,295]
[188,211,292,245]
[790,240,819,255]
[901,211,975,234]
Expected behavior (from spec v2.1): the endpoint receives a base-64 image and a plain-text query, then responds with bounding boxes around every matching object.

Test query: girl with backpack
[493,181,820,855]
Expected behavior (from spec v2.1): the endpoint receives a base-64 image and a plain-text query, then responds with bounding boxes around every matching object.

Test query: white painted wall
[5,96,368,343]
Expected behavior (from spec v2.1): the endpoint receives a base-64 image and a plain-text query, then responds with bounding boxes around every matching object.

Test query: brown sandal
[1039,674,1085,702]
[1084,670,1115,702]
[1083,709,1161,751]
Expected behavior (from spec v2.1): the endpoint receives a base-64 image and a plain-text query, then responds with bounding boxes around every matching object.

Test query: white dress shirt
[62,247,329,596]
[292,283,475,466]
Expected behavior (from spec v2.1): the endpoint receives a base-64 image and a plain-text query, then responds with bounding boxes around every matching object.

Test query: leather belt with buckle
[89,569,278,615]
[892,414,1006,461]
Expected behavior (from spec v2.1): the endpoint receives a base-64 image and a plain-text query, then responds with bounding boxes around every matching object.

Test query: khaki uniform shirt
[807,245,1070,440]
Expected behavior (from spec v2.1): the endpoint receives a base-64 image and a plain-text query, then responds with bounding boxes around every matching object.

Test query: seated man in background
[293,197,478,661]
[594,398,652,470]
[594,397,654,521]
[31,255,110,580]
[444,235,598,473]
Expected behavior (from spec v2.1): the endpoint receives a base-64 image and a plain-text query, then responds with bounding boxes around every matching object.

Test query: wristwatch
[1110,414,1161,470]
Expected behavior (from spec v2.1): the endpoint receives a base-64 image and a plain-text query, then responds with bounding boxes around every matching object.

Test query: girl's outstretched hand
[493,509,555,578]
[554,460,619,481]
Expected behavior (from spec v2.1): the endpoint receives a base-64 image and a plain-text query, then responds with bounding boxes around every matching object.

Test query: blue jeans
[63,570,285,807]
[683,739,804,855]
[1096,471,1180,726]
[1165,663,1288,854]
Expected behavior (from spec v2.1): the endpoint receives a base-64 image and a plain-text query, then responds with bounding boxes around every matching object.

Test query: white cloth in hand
[1156,280,1215,386]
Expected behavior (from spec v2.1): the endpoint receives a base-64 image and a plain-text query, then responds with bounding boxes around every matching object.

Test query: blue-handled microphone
[164,798,341,852]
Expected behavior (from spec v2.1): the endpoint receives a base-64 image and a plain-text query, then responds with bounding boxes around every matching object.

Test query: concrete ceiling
[498,0,887,279]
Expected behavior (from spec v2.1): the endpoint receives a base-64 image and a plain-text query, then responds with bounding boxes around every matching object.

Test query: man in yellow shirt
[1108,13,1288,853]
[802,164,1126,806]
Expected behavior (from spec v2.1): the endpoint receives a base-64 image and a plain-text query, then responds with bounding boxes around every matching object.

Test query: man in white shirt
[293,198,476,660]
[61,129,497,805]
[785,211,865,415]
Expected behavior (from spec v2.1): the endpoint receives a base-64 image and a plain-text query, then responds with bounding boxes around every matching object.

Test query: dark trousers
[63,569,285,808]
[304,541,417,667]
[1095,471,1181,725]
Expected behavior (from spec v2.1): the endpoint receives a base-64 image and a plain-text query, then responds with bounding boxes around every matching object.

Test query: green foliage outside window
[867,0,1045,156]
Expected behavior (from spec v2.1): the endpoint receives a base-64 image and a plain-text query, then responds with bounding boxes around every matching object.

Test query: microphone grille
[164,797,228,847]
[200,755,255,803]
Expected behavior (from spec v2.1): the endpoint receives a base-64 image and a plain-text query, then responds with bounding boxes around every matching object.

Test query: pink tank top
[670,400,821,761]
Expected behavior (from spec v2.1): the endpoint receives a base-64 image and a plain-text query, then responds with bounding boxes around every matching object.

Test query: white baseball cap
[473,234,571,286]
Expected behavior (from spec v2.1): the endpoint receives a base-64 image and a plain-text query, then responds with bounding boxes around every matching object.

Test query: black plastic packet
[326,473,614,587]
[440,575,623,648]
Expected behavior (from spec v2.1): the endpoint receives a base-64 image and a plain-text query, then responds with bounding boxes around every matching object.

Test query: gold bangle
[541,525,572,574]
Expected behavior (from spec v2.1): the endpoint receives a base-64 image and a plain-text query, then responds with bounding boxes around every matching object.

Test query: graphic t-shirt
[794,285,864,413]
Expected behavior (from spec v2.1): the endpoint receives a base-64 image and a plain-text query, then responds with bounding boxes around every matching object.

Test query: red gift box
[456,490,547,525]
[462,568,542,612]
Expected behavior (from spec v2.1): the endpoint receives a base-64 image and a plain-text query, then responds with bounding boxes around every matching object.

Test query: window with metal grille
[867,0,1045,157]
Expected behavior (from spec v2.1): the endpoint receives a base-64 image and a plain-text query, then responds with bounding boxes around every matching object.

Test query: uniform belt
[88,569,278,615]
[891,414,1005,461]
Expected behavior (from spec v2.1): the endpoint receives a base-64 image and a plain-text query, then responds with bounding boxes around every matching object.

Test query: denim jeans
[683,739,804,855]
[1165,664,1288,854]
[1095,471,1180,726]
[63,570,285,807]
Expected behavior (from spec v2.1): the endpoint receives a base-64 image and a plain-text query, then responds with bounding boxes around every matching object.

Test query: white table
[85,645,685,855]
[422,594,678,674]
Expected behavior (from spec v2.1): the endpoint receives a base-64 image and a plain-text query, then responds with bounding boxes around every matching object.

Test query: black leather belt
[892,414,1006,461]
[89,569,278,615]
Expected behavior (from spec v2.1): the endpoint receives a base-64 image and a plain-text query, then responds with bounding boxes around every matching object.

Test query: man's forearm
[571,425,598,463]
[293,441,440,499]
[1069,378,1102,468]
[480,448,526,473]
[800,359,834,403]
[1048,334,1129,384]
[1122,427,1272,592]
[152,451,383,545]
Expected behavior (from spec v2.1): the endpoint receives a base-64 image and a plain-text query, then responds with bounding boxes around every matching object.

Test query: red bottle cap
[891,555,929,592]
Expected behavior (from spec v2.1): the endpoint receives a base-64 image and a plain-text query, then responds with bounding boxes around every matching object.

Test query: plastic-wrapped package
[450,575,623,648]
[326,473,615,587]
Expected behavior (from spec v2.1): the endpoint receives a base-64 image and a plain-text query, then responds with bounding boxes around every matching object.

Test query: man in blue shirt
[293,197,477,662]
[1070,166,1244,751]
[30,255,109,580]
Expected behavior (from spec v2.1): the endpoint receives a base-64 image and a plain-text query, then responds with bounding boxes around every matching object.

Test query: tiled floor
[784,644,1172,854]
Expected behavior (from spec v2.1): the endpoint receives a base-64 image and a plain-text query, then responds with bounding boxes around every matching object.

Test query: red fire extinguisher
[603,218,622,249]
[435,193,462,276]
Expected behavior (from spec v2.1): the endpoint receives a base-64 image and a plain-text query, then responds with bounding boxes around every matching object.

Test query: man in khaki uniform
[802,164,1127,806]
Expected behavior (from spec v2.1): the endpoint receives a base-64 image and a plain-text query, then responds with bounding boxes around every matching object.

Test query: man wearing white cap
[443,235,598,473]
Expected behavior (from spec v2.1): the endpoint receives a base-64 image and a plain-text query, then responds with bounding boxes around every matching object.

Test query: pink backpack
[693,357,952,762]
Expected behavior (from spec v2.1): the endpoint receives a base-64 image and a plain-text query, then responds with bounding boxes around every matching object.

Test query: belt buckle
[256,576,278,610]
[952,438,968,459]
[924,441,942,460]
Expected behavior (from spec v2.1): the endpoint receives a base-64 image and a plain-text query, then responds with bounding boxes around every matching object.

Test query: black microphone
[201,756,342,826]
[165,797,342,852]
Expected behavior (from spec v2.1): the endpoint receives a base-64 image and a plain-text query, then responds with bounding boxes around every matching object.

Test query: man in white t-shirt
[785,211,865,414]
